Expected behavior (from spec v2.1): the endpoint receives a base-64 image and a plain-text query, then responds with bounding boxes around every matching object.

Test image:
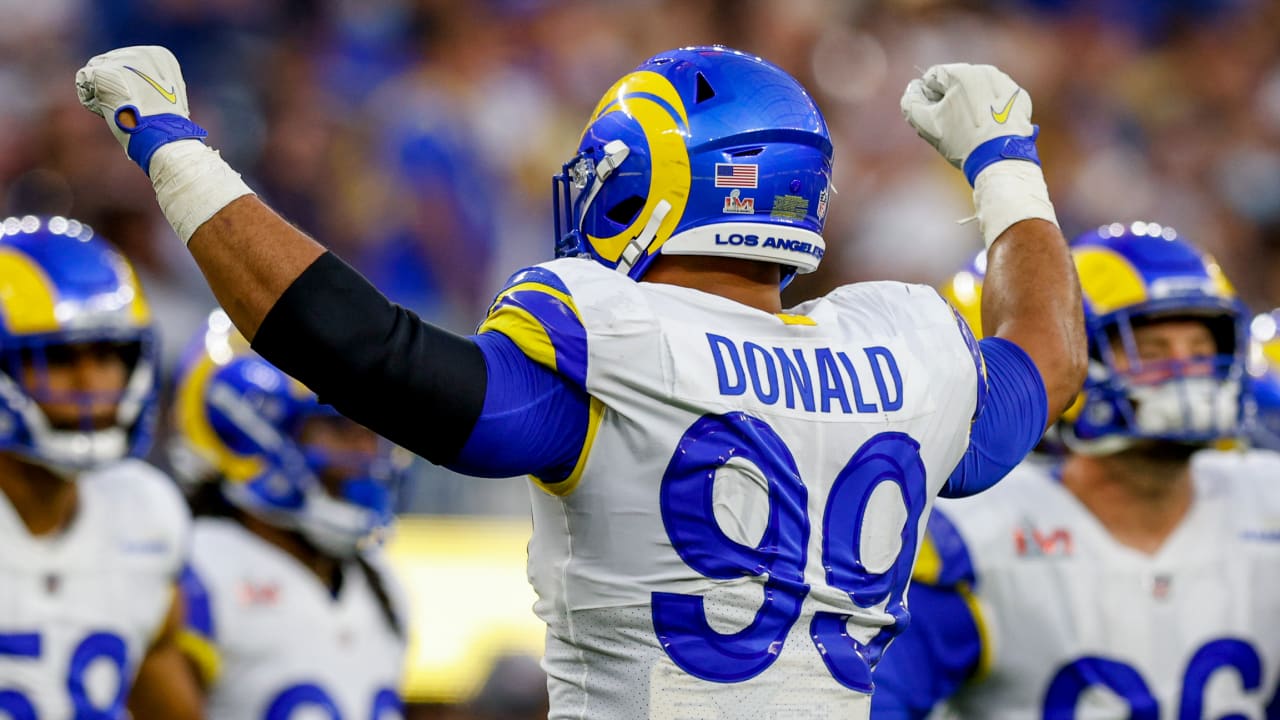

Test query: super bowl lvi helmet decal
[172,310,410,557]
[1063,222,1249,454]
[554,45,833,288]
[0,215,159,471]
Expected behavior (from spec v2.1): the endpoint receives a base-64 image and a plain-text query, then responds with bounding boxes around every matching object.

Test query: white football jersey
[928,450,1280,719]
[479,258,984,719]
[0,459,188,719]
[180,517,407,720]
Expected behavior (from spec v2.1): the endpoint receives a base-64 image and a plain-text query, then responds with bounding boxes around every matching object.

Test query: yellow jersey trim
[530,397,605,497]
[175,629,222,686]
[775,313,817,326]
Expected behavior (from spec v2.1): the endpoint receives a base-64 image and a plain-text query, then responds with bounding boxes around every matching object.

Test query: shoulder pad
[478,261,589,389]
[82,459,191,570]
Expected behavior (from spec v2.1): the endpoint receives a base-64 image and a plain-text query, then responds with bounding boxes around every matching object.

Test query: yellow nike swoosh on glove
[125,65,177,104]
[990,89,1019,124]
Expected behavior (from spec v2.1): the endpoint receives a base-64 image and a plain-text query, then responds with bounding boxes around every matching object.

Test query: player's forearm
[186,195,324,340]
[982,218,1087,423]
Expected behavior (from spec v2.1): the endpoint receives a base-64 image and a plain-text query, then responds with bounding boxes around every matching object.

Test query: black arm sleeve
[251,251,487,465]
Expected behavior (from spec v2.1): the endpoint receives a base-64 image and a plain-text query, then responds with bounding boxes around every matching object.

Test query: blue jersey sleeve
[476,265,589,390]
[448,331,589,483]
[176,564,222,686]
[942,336,1048,498]
[872,510,986,717]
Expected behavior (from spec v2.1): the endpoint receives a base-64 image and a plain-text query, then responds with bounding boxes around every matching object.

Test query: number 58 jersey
[479,258,987,719]
[0,460,189,719]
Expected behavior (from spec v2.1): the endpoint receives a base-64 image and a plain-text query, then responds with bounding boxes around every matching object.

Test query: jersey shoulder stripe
[177,562,222,685]
[179,563,215,639]
[478,265,588,389]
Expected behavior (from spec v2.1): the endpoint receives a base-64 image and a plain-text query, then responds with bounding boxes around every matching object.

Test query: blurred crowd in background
[3,0,1279,498]
[3,0,1278,716]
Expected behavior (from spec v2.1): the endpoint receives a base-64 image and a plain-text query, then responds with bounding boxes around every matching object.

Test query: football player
[0,216,196,719]
[872,223,1280,718]
[76,47,1087,717]
[127,310,410,719]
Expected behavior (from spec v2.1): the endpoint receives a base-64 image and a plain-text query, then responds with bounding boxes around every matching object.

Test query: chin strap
[618,200,672,275]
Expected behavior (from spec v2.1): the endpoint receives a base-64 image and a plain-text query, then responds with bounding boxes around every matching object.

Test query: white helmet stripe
[660,223,825,274]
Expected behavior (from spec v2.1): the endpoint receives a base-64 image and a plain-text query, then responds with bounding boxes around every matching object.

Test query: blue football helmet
[0,215,159,471]
[171,310,410,557]
[1244,309,1280,451]
[1063,222,1250,454]
[938,249,987,336]
[553,45,833,287]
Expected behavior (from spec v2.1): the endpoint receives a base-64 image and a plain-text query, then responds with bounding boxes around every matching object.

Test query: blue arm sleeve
[871,583,984,718]
[942,336,1048,498]
[447,331,589,480]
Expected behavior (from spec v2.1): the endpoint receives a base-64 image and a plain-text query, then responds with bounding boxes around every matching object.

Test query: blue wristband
[962,125,1041,187]
[114,105,209,176]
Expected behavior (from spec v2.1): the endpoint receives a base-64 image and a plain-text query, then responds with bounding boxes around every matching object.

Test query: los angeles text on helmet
[714,232,826,261]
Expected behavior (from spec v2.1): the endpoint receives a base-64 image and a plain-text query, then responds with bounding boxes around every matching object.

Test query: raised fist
[901,63,1039,186]
[76,46,206,175]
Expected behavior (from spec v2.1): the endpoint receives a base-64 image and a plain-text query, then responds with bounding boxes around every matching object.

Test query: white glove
[901,63,1056,246]
[76,45,253,243]
[76,46,207,175]
[900,63,1036,182]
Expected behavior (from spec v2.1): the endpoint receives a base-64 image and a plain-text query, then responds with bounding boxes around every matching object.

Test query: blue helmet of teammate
[0,215,159,471]
[938,250,987,336]
[171,310,410,557]
[1063,222,1250,454]
[553,45,833,288]
[1244,309,1280,451]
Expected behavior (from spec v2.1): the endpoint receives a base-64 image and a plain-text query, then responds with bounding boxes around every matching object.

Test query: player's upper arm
[84,459,192,577]
[449,264,596,484]
[943,336,1048,497]
[873,510,987,716]
[252,253,588,477]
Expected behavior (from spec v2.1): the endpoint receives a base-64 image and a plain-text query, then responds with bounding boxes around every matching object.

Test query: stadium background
[2,0,1278,716]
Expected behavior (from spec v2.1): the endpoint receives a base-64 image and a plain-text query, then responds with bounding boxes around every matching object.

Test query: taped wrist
[148,140,255,244]
[971,161,1058,248]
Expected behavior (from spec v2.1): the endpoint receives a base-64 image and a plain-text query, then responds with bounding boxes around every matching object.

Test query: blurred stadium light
[386,515,544,704]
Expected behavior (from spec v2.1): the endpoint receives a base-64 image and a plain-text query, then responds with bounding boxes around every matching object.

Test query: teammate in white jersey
[129,310,410,719]
[872,223,1280,718]
[75,47,1087,717]
[0,216,195,719]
